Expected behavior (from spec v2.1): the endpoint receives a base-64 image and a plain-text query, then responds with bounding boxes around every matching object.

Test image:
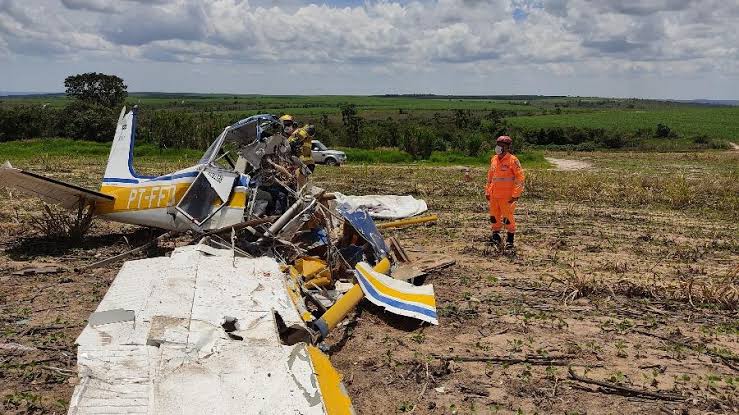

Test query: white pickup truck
[311,140,347,166]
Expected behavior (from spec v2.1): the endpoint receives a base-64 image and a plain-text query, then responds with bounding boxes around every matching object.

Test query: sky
[0,0,737,99]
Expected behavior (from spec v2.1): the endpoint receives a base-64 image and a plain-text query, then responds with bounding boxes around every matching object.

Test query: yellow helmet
[279,114,294,123]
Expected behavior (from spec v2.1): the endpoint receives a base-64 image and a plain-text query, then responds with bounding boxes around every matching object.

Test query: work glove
[508,197,519,204]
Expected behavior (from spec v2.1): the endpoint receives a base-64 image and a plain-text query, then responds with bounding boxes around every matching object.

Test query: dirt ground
[0,151,737,414]
[544,157,593,171]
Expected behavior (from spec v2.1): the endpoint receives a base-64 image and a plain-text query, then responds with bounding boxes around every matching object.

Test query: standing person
[279,114,296,137]
[485,135,525,250]
[290,124,317,173]
[289,124,317,187]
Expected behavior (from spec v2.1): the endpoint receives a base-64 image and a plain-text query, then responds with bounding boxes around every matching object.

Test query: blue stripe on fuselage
[355,270,438,320]
[103,171,199,184]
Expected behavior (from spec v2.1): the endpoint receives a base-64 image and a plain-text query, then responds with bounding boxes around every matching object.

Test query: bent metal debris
[10,110,449,414]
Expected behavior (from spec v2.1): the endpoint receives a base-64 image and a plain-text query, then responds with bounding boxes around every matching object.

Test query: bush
[600,131,634,149]
[399,124,436,160]
[340,147,414,164]
[692,135,710,145]
[463,131,485,156]
[575,141,597,152]
[655,123,672,138]
[61,102,118,141]
[0,106,61,141]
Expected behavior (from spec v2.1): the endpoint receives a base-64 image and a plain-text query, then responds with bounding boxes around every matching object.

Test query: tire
[325,157,338,166]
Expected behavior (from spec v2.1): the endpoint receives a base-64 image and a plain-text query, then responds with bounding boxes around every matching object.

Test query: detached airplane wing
[0,161,114,209]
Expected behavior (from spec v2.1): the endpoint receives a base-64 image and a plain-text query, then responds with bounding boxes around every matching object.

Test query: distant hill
[1,92,736,106]
[377,94,567,100]
[679,99,739,106]
[0,91,63,97]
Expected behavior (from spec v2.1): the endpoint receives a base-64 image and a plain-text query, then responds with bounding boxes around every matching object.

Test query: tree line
[1,73,720,158]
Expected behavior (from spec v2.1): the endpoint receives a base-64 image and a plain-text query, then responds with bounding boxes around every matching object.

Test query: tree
[399,124,436,160]
[340,103,362,147]
[655,123,673,139]
[62,101,118,142]
[64,72,128,109]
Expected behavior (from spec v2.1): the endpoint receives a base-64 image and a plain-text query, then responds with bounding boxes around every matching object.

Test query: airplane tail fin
[103,106,140,184]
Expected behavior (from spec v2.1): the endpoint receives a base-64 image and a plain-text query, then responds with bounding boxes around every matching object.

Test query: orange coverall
[485,153,525,233]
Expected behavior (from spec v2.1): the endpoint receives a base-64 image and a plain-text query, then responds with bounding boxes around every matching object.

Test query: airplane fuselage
[96,166,248,232]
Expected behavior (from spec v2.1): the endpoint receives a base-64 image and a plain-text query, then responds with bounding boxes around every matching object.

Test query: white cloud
[0,0,736,97]
[60,0,120,13]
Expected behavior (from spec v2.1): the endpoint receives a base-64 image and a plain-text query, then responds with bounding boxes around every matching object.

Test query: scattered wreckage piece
[69,245,353,415]
[69,194,444,414]
[333,193,428,219]
[11,108,453,413]
[387,236,411,263]
[79,230,179,271]
[0,161,114,210]
[12,264,64,276]
[354,261,438,325]
[392,256,456,282]
[386,236,455,282]
[376,214,438,230]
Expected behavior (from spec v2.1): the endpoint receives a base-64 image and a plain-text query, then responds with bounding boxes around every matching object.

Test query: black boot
[489,232,502,246]
[505,233,515,249]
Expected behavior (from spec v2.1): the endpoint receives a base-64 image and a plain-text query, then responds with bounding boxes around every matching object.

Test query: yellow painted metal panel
[376,214,438,229]
[307,346,354,415]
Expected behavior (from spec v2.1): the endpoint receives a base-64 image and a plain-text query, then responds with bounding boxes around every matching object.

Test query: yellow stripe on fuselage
[96,183,247,214]
[356,264,436,308]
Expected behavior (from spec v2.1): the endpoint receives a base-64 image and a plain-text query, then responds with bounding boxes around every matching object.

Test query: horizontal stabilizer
[355,261,438,325]
[0,162,114,209]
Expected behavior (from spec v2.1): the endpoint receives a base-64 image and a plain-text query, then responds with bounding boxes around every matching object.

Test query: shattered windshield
[199,114,281,165]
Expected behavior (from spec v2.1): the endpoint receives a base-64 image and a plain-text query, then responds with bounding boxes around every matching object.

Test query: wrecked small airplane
[2,107,449,413]
[1,106,300,231]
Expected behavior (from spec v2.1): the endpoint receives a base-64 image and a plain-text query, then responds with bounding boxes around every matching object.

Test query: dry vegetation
[1,150,737,414]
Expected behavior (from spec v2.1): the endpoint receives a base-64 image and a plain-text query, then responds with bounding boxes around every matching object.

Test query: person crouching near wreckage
[289,123,317,187]
[278,114,316,188]
[485,135,525,252]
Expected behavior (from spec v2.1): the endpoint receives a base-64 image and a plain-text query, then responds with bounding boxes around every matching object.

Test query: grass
[526,168,739,220]
[0,138,202,160]
[2,94,544,113]
[0,139,549,168]
[341,147,550,168]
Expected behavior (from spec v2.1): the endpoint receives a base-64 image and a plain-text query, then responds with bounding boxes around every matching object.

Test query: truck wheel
[325,157,338,166]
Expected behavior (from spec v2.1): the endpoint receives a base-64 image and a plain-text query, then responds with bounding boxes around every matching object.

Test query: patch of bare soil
[1,161,737,415]
[546,157,593,171]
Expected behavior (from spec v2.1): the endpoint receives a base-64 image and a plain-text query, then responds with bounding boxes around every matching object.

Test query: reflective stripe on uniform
[492,177,515,182]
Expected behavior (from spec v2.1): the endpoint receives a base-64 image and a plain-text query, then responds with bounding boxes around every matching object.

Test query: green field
[508,107,739,140]
[1,93,737,153]
[2,94,538,112]
[0,139,550,169]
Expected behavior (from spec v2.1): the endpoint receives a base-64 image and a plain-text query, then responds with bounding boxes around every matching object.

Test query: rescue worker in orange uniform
[485,135,525,250]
